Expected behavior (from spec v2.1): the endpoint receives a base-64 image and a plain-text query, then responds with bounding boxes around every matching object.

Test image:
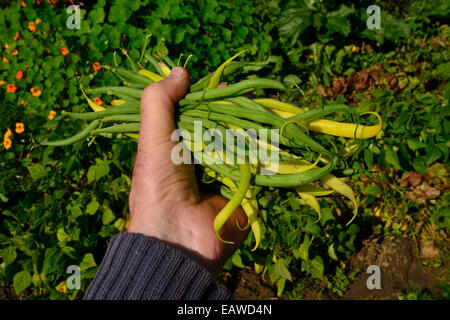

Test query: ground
[226,234,449,300]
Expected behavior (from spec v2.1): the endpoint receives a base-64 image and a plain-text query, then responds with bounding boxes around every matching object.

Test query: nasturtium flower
[61,47,69,56]
[92,62,101,71]
[3,138,12,150]
[31,86,42,97]
[28,22,36,32]
[0,80,5,87]
[36,18,42,24]
[7,84,17,93]
[55,281,67,294]
[48,110,56,120]
[4,43,8,49]
[93,97,103,105]
[11,49,18,55]
[13,32,20,41]
[2,57,9,63]
[15,70,23,79]
[4,128,13,140]
[21,1,26,7]
[15,123,25,134]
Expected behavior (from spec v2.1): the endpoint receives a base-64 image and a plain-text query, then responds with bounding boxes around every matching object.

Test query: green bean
[41,120,100,146]
[203,155,338,187]
[112,68,154,87]
[87,86,143,99]
[124,50,139,72]
[184,79,287,101]
[192,104,330,155]
[160,53,177,69]
[287,104,353,122]
[190,73,213,92]
[223,97,269,113]
[183,109,268,131]
[178,99,201,107]
[102,114,141,123]
[61,102,140,120]
[94,123,140,134]
[145,53,165,77]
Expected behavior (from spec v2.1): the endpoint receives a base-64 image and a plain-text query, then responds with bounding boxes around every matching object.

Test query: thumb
[139,67,190,144]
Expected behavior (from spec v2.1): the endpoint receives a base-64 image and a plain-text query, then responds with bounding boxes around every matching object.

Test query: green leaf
[108,4,131,23]
[80,253,97,271]
[42,247,61,275]
[0,192,8,203]
[13,271,31,295]
[26,164,47,181]
[276,278,286,297]
[56,228,71,242]
[304,223,321,236]
[407,139,426,151]
[87,159,110,184]
[325,5,353,36]
[293,234,310,260]
[347,224,360,235]
[86,199,100,216]
[114,218,126,231]
[231,250,245,268]
[274,259,292,282]
[1,246,17,266]
[310,255,324,279]
[328,243,338,261]
[385,150,402,170]
[102,207,116,225]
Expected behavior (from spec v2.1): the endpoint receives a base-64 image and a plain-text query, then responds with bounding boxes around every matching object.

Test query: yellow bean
[308,112,382,139]
[253,98,304,114]
[80,85,106,112]
[320,173,358,226]
[139,69,164,82]
[295,190,321,223]
[158,61,171,77]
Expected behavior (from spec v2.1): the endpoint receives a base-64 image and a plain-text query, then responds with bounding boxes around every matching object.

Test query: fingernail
[169,67,184,79]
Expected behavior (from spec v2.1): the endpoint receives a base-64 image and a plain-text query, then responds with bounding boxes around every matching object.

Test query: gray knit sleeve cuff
[83,232,231,300]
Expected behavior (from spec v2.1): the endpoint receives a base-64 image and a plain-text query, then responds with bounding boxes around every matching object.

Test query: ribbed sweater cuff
[83,232,231,300]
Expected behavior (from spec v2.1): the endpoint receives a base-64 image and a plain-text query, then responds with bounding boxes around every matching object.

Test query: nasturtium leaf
[13,271,31,295]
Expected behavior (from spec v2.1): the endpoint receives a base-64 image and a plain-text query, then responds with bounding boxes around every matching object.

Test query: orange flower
[15,70,23,79]
[92,62,101,72]
[61,47,69,56]
[28,22,36,32]
[15,123,25,134]
[14,32,20,41]
[4,128,13,140]
[35,18,42,24]
[21,1,26,7]
[11,49,18,55]
[2,57,9,63]
[3,138,12,150]
[31,86,42,97]
[4,43,8,49]
[0,80,5,87]
[7,84,17,93]
[48,110,56,120]
[93,97,103,105]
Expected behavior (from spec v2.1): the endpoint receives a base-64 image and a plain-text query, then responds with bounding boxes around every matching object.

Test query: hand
[128,67,249,274]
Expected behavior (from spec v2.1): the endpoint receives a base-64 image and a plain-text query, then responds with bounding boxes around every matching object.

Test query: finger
[139,67,190,144]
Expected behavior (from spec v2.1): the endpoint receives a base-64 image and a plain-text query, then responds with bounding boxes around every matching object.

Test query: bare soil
[227,235,449,300]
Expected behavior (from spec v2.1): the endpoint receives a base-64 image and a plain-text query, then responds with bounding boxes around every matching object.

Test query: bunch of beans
[42,50,382,249]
